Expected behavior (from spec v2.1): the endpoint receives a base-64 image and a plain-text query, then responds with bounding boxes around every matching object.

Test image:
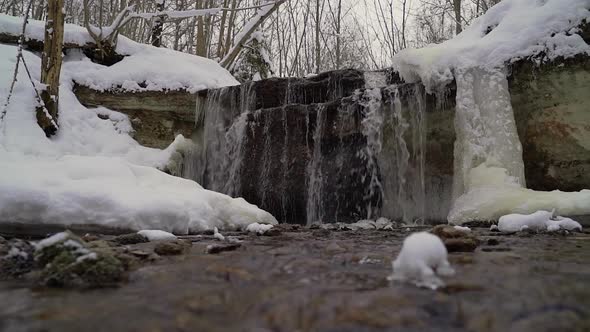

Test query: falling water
[306,105,326,225]
[375,85,427,223]
[186,70,432,225]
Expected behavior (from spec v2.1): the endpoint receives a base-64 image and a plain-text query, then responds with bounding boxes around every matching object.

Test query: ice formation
[390,232,455,290]
[138,230,178,241]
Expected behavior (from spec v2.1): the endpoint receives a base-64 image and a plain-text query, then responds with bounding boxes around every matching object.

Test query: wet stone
[113,233,149,245]
[154,240,191,256]
[431,225,480,252]
[487,238,500,246]
[444,238,479,253]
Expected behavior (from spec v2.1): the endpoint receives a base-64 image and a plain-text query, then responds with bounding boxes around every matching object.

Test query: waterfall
[359,88,385,220]
[305,105,326,225]
[374,85,427,224]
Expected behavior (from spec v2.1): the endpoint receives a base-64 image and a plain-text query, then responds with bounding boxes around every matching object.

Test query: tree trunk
[37,0,64,137]
[453,0,462,35]
[315,0,321,73]
[151,0,166,47]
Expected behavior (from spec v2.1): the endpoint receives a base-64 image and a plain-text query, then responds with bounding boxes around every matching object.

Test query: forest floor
[1,224,589,332]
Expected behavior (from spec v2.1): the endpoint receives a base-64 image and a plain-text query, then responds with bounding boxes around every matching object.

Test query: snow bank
[0,155,277,233]
[138,230,177,241]
[393,0,590,90]
[498,211,583,233]
[0,42,275,233]
[390,232,454,290]
[449,164,590,224]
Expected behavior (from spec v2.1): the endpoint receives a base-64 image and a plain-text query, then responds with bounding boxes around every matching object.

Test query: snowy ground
[0,16,274,233]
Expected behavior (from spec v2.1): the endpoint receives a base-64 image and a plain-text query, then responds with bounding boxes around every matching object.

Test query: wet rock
[312,229,331,237]
[154,240,191,256]
[113,233,149,245]
[34,231,125,288]
[261,228,282,237]
[444,238,479,253]
[487,238,500,246]
[206,243,241,254]
[0,239,35,277]
[87,240,112,249]
[431,225,480,252]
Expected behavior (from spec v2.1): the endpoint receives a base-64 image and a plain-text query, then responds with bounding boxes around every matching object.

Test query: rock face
[74,85,196,149]
[509,55,590,192]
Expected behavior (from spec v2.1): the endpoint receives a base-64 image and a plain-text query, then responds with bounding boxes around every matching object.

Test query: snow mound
[138,230,177,241]
[246,222,274,235]
[390,232,454,290]
[499,211,583,233]
[393,0,590,90]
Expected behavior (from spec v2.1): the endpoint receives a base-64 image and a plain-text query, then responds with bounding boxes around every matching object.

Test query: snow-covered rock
[390,232,455,290]
[138,230,177,241]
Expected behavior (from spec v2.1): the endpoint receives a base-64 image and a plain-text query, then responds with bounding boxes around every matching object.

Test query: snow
[453,225,471,232]
[0,14,239,93]
[69,46,238,93]
[33,232,70,251]
[246,222,274,235]
[448,164,590,224]
[213,227,225,241]
[390,232,454,290]
[0,24,276,233]
[498,211,583,233]
[138,230,177,241]
[393,0,590,91]
[498,210,554,232]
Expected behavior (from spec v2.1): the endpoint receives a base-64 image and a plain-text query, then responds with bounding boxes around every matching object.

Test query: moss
[35,232,125,288]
